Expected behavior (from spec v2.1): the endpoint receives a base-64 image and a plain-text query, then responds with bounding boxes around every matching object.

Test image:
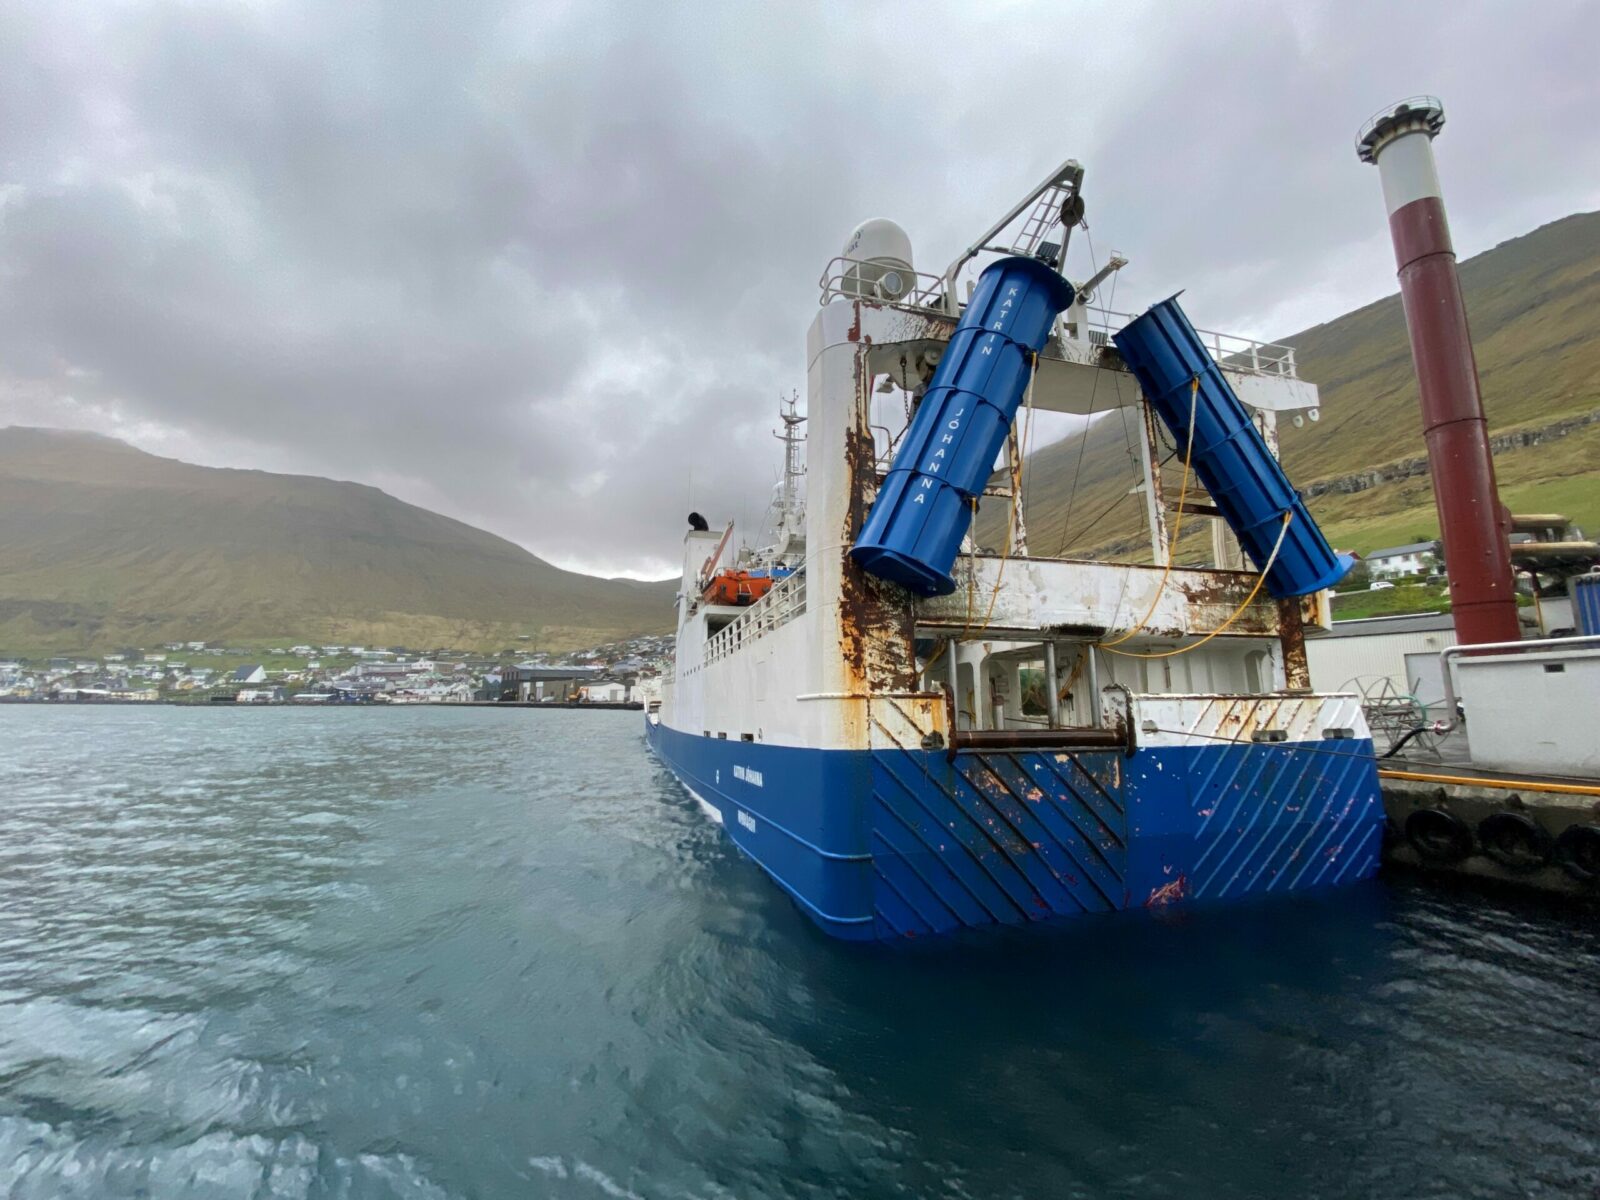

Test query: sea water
[0,705,1594,1198]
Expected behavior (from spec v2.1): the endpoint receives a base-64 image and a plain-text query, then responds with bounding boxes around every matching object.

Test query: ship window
[1245,649,1272,693]
[741,733,754,742]
[717,732,727,739]
[1018,663,1048,718]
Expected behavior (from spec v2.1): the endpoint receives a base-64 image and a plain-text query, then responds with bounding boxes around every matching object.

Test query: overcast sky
[3,1,1598,578]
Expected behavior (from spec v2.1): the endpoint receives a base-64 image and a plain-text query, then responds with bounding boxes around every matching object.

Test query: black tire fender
[1476,811,1554,873]
[1404,808,1473,864]
[1553,824,1600,886]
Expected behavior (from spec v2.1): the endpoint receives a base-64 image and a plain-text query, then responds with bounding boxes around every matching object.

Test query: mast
[773,392,806,555]
[1357,97,1520,645]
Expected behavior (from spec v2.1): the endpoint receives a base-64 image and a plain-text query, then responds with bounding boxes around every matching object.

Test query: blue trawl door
[868,748,1129,937]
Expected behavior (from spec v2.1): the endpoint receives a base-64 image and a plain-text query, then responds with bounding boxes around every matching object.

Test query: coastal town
[0,633,673,706]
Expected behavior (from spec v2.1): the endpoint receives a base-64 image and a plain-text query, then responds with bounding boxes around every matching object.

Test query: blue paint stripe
[868,812,983,929]
[872,750,1032,924]
[996,755,1124,904]
[975,754,1112,913]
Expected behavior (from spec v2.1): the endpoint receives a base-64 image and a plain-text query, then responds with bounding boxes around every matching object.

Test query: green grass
[993,211,1600,565]
[1328,582,1449,620]
[1328,580,1537,621]
[1324,582,1452,620]
[1314,421,1600,556]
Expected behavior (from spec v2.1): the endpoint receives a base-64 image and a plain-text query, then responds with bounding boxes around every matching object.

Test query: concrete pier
[1377,743,1600,899]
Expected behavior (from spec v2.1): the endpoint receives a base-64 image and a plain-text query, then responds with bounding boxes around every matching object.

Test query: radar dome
[841,218,915,301]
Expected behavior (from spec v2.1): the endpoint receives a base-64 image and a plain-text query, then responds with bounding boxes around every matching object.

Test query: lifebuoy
[1476,811,1553,872]
[1404,808,1473,864]
[1553,824,1600,886]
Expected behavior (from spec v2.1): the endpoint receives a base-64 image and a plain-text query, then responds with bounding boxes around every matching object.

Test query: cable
[1377,769,1600,797]
[1055,230,1107,548]
[1099,511,1292,659]
[1098,378,1200,648]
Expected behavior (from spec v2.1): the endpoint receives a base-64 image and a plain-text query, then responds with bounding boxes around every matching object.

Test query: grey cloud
[2,0,1598,577]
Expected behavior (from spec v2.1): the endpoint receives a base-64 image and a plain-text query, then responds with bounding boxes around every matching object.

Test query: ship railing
[1086,305,1299,379]
[704,569,807,666]
[816,259,1298,380]
[818,257,948,309]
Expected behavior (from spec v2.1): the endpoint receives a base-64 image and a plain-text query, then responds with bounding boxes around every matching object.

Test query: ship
[644,159,1385,941]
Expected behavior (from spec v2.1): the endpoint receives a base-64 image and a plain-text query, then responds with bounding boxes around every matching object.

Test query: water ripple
[0,705,1595,1199]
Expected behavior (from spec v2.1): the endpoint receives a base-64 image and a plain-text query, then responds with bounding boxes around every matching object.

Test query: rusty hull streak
[846,299,866,346]
[1175,573,1279,637]
[839,349,918,742]
[1276,596,1311,690]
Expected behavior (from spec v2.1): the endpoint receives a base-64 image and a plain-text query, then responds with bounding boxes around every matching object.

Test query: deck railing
[1086,306,1298,378]
[818,256,948,309]
[704,570,807,666]
[817,257,1298,380]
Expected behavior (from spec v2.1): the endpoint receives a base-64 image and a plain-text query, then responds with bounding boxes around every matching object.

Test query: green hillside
[0,428,675,655]
[986,211,1600,562]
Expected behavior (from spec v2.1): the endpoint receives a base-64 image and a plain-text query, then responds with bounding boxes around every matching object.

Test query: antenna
[939,159,1085,313]
[773,391,805,528]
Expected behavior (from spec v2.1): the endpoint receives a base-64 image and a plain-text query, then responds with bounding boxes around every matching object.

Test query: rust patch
[1176,574,1237,606]
[838,352,917,701]
[1145,873,1189,908]
[1048,622,1107,638]
[1277,595,1310,690]
[1175,572,1277,636]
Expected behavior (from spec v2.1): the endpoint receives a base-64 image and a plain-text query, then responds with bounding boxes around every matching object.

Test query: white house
[579,681,628,703]
[1364,541,1438,580]
[236,687,284,704]
[231,664,268,685]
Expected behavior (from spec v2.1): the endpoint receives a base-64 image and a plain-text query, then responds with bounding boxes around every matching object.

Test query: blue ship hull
[645,718,1383,941]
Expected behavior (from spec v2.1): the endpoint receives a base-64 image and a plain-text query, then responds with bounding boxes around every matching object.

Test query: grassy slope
[0,428,675,655]
[986,211,1600,563]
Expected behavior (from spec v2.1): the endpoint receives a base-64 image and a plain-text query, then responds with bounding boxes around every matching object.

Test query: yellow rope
[1100,511,1293,659]
[1099,377,1200,649]
[1378,768,1600,797]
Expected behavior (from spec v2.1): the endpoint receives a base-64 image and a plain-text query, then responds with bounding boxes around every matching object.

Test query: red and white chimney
[1357,97,1520,646]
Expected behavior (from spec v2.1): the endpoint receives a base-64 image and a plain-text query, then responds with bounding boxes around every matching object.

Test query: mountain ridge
[984,210,1600,561]
[0,427,676,655]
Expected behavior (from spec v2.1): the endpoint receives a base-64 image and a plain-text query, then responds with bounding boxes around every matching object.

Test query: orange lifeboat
[702,570,775,607]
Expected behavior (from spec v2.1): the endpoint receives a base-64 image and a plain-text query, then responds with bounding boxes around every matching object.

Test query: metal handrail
[818,256,947,309]
[1356,95,1444,155]
[819,262,1300,380]
[1085,306,1299,378]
